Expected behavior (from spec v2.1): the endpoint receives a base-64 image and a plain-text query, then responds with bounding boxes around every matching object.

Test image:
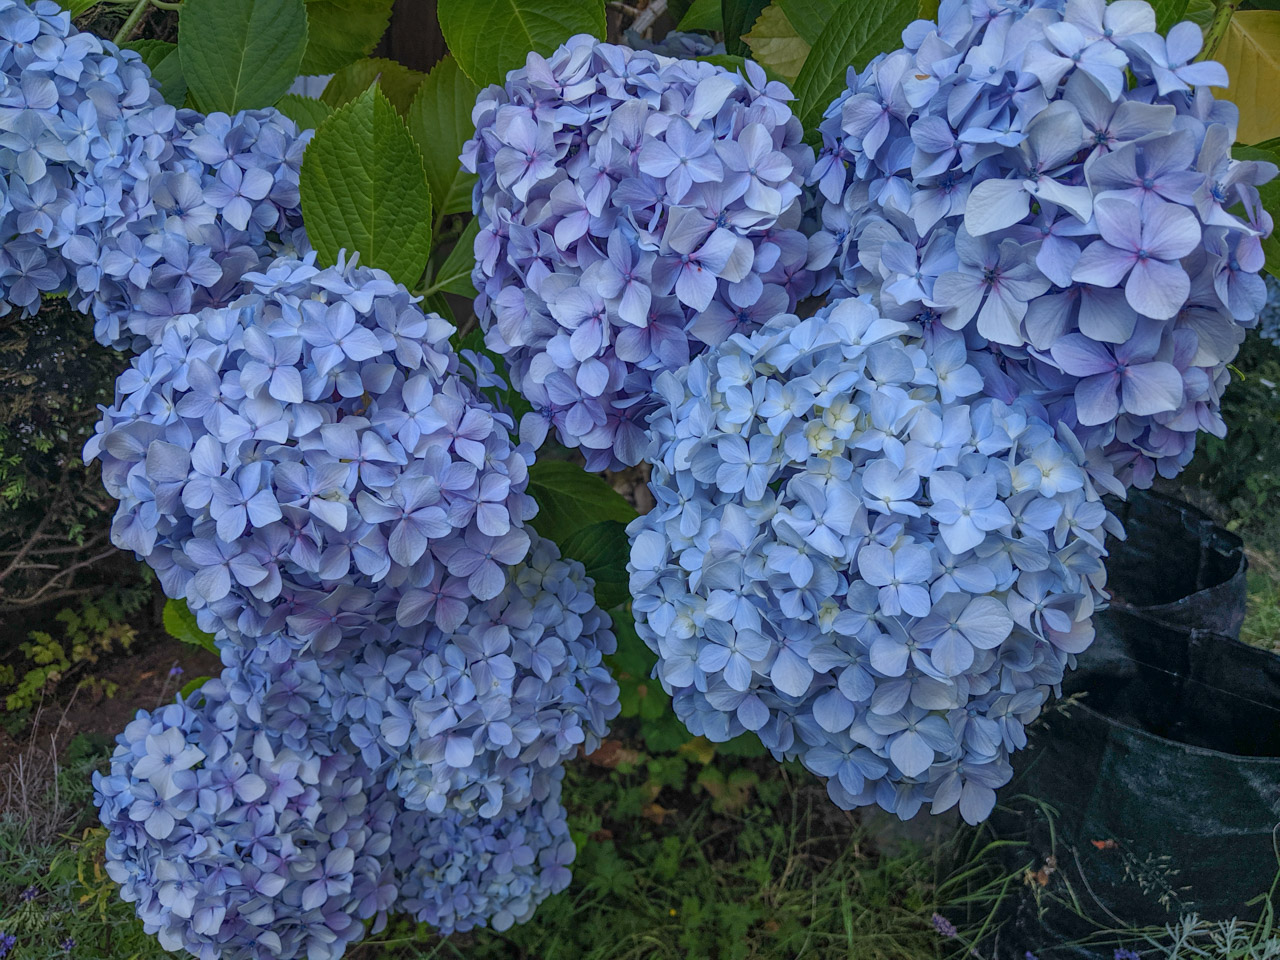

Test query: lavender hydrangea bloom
[463,35,818,471]
[94,671,394,960]
[628,300,1117,824]
[0,0,309,351]
[87,253,538,656]
[810,0,1275,488]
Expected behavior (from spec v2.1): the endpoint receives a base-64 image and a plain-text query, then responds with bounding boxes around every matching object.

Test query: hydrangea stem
[112,0,152,45]
[1200,0,1240,61]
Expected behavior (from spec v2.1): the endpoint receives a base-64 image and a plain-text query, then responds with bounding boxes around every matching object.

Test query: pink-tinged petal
[1124,256,1190,320]
[1072,239,1133,287]
[1120,361,1184,416]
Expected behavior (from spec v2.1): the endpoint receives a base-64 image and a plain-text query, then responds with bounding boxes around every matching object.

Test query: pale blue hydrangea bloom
[463,35,819,471]
[810,0,1274,488]
[628,299,1117,823]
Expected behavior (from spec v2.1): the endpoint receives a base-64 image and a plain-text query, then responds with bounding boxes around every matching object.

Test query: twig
[629,0,669,37]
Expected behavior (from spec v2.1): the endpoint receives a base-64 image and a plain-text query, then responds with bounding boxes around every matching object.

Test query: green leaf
[1147,0,1190,33]
[437,0,607,87]
[1215,11,1280,144]
[275,93,334,131]
[426,216,481,297]
[722,0,770,56]
[558,520,630,610]
[179,0,309,114]
[125,39,188,107]
[59,0,100,15]
[163,599,218,656]
[791,0,917,130]
[320,57,427,116]
[677,0,724,32]
[300,85,434,288]
[407,57,481,219]
[301,0,394,74]
[179,675,212,699]
[527,460,637,548]
[776,0,839,44]
[744,2,810,84]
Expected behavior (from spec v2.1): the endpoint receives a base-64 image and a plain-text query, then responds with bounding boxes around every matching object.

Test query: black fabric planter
[990,495,1278,956]
[1104,490,1248,638]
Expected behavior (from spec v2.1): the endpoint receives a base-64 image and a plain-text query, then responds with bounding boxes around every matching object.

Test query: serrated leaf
[744,2,810,84]
[320,57,426,116]
[125,39,188,107]
[300,85,434,288]
[677,0,723,32]
[163,599,218,655]
[437,0,606,87]
[180,675,212,699]
[559,520,630,610]
[1216,11,1280,145]
[776,0,839,44]
[792,0,917,130]
[426,217,481,297]
[275,93,334,130]
[179,0,308,114]
[527,460,638,549]
[723,0,770,56]
[301,0,394,74]
[407,57,480,219]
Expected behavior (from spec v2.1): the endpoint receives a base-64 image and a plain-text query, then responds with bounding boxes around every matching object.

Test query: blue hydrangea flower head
[0,0,310,351]
[628,299,1116,823]
[87,253,538,658]
[810,0,1275,488]
[463,35,819,471]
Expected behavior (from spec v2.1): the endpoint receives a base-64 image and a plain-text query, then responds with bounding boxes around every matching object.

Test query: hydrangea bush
[0,0,1272,953]
[462,35,818,470]
[810,0,1275,487]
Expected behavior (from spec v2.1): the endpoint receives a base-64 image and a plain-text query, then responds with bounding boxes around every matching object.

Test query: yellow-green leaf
[1215,11,1280,144]
[744,2,810,84]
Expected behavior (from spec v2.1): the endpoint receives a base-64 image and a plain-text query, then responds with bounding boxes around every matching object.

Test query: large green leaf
[437,0,606,88]
[1147,0,1190,33]
[744,2,810,84]
[407,57,480,219]
[179,0,308,114]
[59,0,100,15]
[425,217,481,297]
[527,460,637,547]
[1216,12,1280,145]
[776,0,839,44]
[301,0,394,74]
[722,0,770,56]
[275,93,334,131]
[320,58,426,116]
[559,520,630,611]
[300,85,434,288]
[791,0,917,130]
[677,0,723,32]
[125,39,187,107]
[163,599,218,656]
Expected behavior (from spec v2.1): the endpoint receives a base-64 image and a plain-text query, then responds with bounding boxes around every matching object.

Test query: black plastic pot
[991,494,1278,955]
